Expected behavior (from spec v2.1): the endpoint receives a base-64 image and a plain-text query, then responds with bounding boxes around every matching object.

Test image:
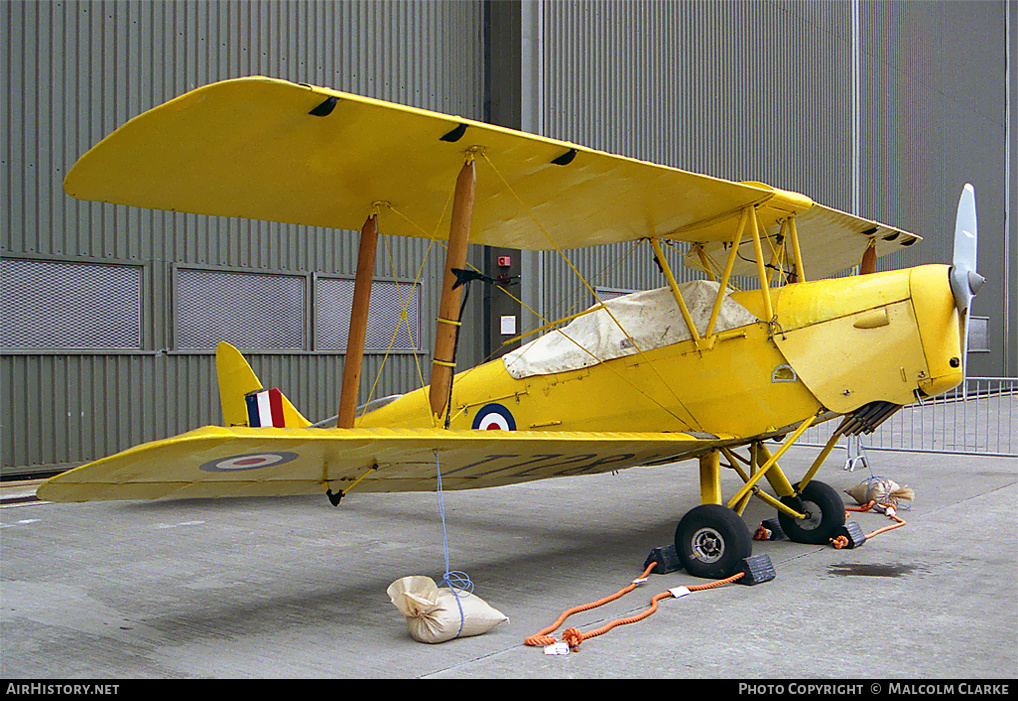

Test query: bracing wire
[360,189,454,418]
[477,151,703,430]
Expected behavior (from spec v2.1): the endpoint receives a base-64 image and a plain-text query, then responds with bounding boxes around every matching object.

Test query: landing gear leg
[674,451,754,579]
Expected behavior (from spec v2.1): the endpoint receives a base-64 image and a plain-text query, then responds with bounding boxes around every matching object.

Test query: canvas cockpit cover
[502,280,759,379]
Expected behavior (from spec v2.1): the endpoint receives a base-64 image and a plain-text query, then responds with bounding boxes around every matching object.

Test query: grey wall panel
[2,354,189,470]
[532,0,856,316]
[1,0,1009,475]
[531,0,1008,377]
[2,0,485,474]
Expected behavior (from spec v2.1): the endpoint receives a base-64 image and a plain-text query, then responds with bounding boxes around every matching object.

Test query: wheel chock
[756,518,786,540]
[735,554,776,585]
[644,544,682,574]
[833,521,867,549]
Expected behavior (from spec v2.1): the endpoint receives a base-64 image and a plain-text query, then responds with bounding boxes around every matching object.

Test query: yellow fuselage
[358,264,963,443]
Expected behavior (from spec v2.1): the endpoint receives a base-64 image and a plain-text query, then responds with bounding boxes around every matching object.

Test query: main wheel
[777,480,846,545]
[675,504,752,579]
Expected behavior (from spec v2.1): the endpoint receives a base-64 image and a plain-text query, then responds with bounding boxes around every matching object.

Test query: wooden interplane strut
[429,157,477,420]
[337,214,380,428]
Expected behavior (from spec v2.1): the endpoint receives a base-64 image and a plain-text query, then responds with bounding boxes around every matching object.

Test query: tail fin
[216,342,311,428]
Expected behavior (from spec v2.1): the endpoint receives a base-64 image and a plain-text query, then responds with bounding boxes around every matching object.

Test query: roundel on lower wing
[199,451,299,472]
[472,403,517,431]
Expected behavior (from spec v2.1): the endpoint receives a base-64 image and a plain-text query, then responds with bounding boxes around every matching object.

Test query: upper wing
[36,425,728,502]
[63,76,775,250]
[687,201,921,281]
[64,76,920,269]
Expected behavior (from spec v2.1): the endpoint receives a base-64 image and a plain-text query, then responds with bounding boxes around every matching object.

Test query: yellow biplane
[38,77,983,579]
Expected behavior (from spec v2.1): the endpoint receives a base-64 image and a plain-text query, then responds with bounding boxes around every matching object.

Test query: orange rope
[525,563,745,651]
[831,500,907,549]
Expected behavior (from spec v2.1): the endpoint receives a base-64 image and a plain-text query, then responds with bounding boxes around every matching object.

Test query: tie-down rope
[435,451,473,638]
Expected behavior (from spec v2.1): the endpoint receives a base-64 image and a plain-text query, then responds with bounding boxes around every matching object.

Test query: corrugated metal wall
[532,0,854,318]
[2,0,486,474]
[848,0,1007,378]
[2,0,1008,475]
[530,0,1008,382]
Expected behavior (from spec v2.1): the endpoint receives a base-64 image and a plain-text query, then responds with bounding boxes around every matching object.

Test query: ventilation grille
[176,269,306,350]
[594,286,641,302]
[1,258,142,350]
[316,278,421,352]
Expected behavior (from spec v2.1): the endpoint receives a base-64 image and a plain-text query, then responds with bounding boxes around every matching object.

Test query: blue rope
[434,452,473,638]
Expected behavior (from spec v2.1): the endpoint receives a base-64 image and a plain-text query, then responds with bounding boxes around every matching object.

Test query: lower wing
[36,426,731,502]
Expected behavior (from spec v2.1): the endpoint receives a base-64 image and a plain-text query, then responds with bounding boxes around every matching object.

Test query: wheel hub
[798,500,823,530]
[691,527,725,563]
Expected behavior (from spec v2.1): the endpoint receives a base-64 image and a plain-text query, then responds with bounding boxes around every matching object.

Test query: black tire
[777,480,846,545]
[674,504,753,579]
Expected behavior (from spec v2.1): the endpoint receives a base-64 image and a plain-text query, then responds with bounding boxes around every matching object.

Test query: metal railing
[801,377,1017,457]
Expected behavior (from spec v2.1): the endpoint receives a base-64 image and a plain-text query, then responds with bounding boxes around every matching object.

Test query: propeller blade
[949,183,984,315]
[948,184,985,380]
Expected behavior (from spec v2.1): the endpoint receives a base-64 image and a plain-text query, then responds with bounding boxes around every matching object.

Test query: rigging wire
[360,189,454,421]
[378,190,696,430]
[477,151,703,430]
